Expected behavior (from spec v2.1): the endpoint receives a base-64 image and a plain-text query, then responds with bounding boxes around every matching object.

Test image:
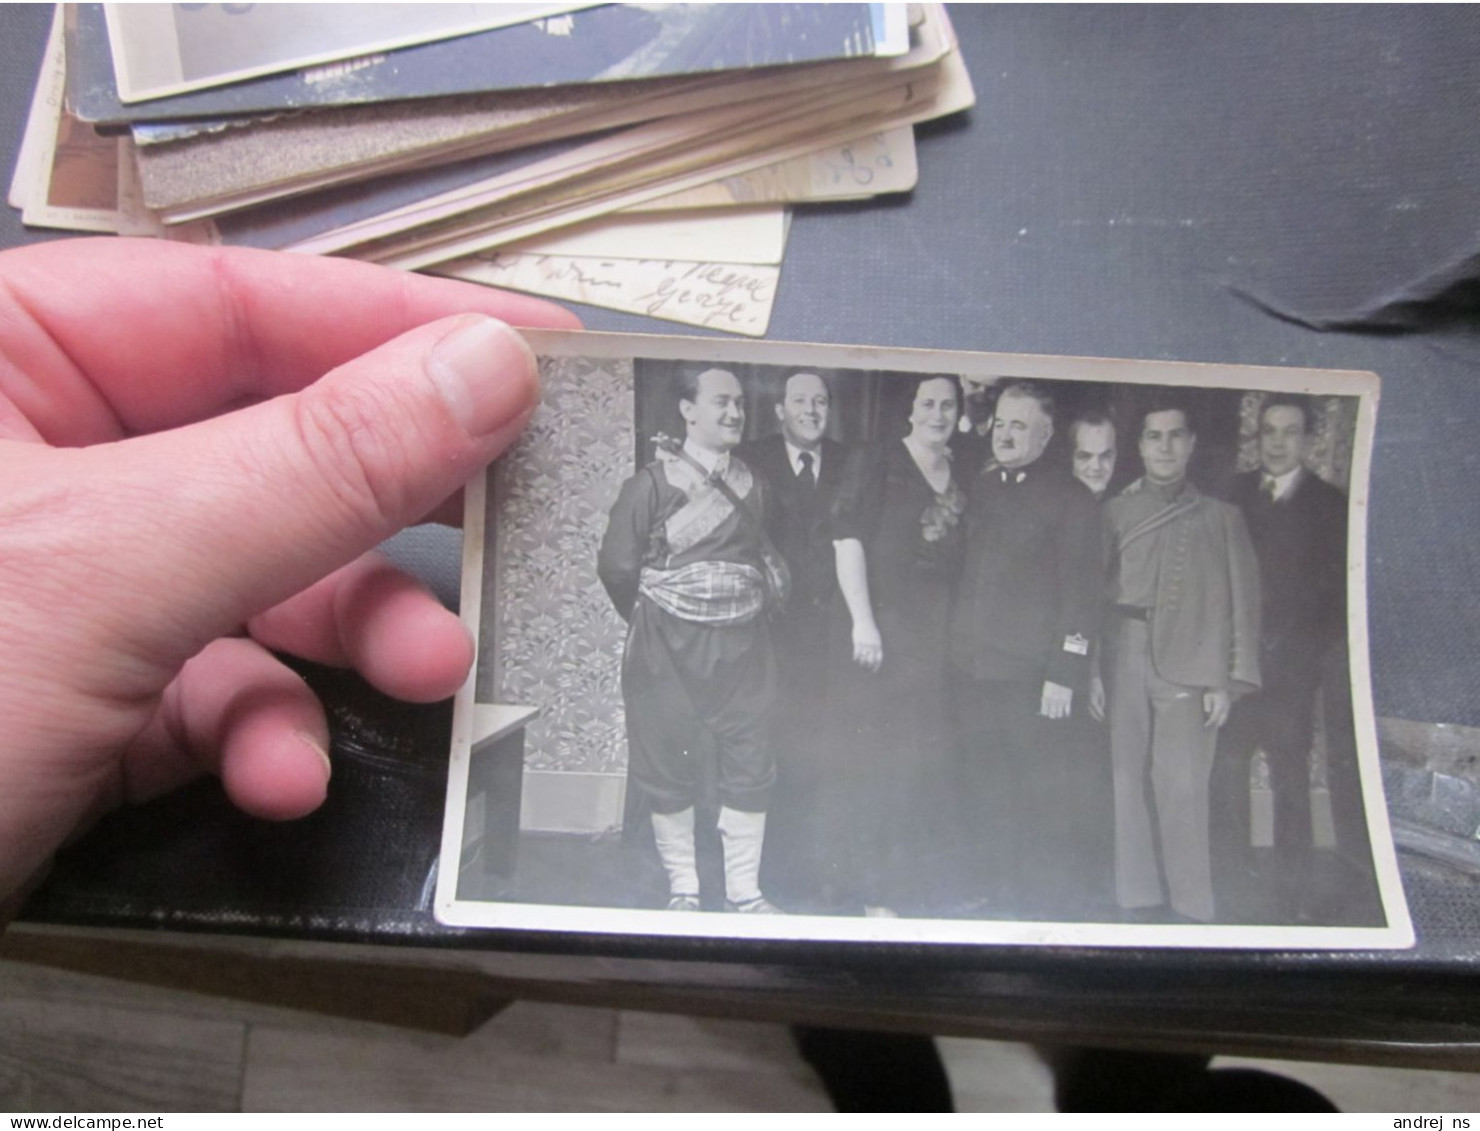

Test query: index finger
[0,238,580,446]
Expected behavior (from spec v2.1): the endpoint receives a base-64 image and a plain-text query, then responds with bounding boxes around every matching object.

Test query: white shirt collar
[785,440,821,476]
[683,438,728,476]
[1264,465,1302,501]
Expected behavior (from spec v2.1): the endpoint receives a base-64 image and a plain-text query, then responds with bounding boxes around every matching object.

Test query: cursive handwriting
[446,252,779,336]
[634,263,774,328]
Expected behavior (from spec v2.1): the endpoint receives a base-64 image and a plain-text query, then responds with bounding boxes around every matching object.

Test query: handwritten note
[507,205,788,265]
[438,252,780,336]
[628,126,918,213]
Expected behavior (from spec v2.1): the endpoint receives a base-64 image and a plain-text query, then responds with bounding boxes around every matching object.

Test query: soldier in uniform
[1102,403,1260,922]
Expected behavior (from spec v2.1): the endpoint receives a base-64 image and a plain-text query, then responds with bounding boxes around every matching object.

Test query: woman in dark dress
[820,374,967,917]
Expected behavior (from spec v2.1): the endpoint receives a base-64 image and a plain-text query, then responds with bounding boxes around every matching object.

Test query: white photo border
[435,330,1411,950]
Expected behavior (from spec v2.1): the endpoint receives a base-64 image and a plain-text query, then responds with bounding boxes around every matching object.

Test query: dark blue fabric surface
[579,6,1480,731]
[7,4,1480,997]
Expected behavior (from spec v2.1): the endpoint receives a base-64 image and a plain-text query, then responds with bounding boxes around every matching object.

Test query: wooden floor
[2,957,1477,1112]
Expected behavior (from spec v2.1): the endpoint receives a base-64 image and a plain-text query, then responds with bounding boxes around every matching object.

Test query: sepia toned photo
[436,331,1412,948]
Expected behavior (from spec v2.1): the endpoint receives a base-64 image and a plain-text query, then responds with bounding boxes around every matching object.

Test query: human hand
[1040,680,1073,720]
[1088,675,1107,722]
[0,238,578,903]
[1203,688,1232,729]
[851,621,883,672]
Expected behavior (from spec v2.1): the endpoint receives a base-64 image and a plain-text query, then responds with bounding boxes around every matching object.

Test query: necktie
[1261,475,1278,501]
[798,451,816,488]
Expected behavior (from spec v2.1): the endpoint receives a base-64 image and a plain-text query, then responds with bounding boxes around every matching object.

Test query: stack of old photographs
[7,3,974,336]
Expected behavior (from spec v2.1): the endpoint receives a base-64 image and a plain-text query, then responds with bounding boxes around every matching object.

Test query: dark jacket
[950,461,1104,687]
[736,433,848,620]
[1227,467,1347,687]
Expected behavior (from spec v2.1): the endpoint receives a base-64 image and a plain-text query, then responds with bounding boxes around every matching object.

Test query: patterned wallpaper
[477,355,634,774]
[1236,392,1358,489]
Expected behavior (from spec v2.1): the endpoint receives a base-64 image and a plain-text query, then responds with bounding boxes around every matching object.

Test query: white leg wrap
[651,808,699,897]
[717,806,767,904]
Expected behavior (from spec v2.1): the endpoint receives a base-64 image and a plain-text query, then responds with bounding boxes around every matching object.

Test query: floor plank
[0,937,507,1036]
[6,954,1480,1112]
[0,996,245,1113]
[0,956,452,1038]
[937,1037,1057,1112]
[244,1008,830,1112]
[615,1011,815,1074]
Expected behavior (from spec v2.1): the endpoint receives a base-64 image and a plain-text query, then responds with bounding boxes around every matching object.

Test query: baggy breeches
[621,599,776,815]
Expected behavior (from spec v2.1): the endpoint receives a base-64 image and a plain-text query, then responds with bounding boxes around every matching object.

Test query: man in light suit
[1103,402,1261,922]
[738,371,847,905]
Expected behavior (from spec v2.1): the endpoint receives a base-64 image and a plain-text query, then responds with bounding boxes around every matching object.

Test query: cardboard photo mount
[436,329,1410,951]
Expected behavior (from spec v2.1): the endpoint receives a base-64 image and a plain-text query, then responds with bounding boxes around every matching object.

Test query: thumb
[26,314,537,681]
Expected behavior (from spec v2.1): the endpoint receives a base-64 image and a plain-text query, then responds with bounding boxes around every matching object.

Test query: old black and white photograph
[436,331,1411,948]
[92,3,902,116]
[103,3,597,103]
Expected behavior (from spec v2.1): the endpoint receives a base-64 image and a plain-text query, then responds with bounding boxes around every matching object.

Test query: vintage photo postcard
[72,4,901,127]
[12,11,174,238]
[103,3,599,104]
[436,331,1413,950]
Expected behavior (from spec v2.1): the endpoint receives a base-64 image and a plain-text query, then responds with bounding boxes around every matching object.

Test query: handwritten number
[825,142,899,187]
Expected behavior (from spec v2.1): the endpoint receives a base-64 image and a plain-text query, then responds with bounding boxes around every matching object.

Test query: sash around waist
[639,560,766,626]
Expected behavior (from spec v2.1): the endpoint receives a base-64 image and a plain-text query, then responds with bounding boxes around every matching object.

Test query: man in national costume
[598,367,781,914]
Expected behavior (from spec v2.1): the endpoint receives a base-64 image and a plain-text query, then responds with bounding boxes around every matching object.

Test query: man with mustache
[599,367,781,914]
[950,381,1103,916]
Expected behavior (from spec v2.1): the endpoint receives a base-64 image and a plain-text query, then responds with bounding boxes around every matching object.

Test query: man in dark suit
[738,371,846,906]
[1216,394,1349,922]
[739,372,844,659]
[949,381,1104,916]
[1069,411,1117,502]
[953,373,1002,485]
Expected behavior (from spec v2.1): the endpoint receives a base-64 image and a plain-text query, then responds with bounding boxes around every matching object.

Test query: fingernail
[297,732,332,782]
[426,315,540,438]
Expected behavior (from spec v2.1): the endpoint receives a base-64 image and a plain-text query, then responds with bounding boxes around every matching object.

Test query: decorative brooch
[921,482,965,543]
